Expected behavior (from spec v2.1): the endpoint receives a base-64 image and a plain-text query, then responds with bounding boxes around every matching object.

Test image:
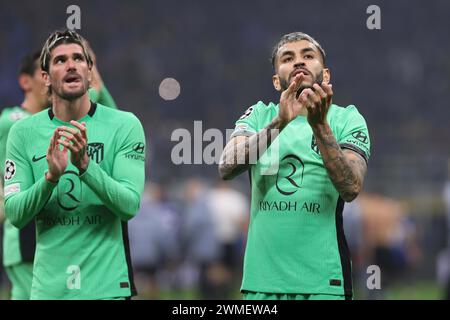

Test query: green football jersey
[0,107,33,267]
[231,101,370,297]
[4,103,145,299]
[0,107,30,175]
[2,86,117,269]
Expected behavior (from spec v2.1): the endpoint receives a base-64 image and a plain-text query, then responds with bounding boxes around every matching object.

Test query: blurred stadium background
[1,0,450,299]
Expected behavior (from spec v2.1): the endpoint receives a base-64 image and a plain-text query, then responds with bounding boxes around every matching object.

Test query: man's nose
[293,56,306,68]
[66,58,76,70]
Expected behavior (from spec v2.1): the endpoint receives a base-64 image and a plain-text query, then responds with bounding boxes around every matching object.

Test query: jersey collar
[48,101,97,120]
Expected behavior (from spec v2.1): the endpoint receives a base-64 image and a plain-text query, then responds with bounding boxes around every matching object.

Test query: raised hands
[278,72,333,128]
[278,73,307,126]
[46,129,68,183]
[299,82,333,127]
[56,121,90,173]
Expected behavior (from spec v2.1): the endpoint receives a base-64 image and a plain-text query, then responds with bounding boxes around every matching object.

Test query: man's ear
[322,68,331,84]
[18,74,32,92]
[42,70,51,88]
[87,66,92,84]
[273,74,282,92]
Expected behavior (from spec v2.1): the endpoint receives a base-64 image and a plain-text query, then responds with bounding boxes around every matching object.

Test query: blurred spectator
[358,194,421,299]
[205,181,249,299]
[180,179,249,299]
[129,183,181,299]
[180,179,222,299]
[343,199,365,298]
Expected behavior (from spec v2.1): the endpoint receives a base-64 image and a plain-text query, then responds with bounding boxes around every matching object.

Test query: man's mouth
[290,68,311,80]
[64,75,81,84]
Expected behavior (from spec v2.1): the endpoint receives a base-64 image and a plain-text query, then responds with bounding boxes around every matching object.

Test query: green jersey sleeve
[88,85,117,109]
[80,113,145,221]
[4,124,57,229]
[230,101,267,138]
[336,105,371,163]
[0,107,29,174]
[0,109,11,174]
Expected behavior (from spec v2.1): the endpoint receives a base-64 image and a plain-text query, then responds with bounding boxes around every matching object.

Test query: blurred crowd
[124,179,249,299]
[1,177,450,299]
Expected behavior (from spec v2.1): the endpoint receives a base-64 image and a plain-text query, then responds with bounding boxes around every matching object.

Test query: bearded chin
[60,90,84,101]
[55,80,89,101]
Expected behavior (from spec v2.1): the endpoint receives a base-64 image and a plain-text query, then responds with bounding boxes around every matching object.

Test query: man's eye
[305,54,313,59]
[56,59,64,64]
[283,57,293,63]
[75,57,83,62]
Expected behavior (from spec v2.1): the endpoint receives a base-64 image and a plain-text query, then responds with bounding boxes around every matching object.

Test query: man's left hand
[57,121,90,173]
[299,82,333,127]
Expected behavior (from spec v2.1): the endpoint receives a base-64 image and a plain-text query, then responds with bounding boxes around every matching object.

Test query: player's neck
[21,94,46,115]
[51,93,91,122]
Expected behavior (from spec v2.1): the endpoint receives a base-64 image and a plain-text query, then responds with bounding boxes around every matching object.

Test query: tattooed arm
[219,73,308,180]
[219,117,284,180]
[300,82,367,202]
[312,124,367,202]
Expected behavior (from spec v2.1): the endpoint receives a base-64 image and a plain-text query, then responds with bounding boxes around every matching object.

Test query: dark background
[1,0,449,299]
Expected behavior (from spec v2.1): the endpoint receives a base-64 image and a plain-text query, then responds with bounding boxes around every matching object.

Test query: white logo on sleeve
[66,265,81,290]
[4,160,16,180]
[4,183,20,197]
[239,106,255,120]
[9,111,27,121]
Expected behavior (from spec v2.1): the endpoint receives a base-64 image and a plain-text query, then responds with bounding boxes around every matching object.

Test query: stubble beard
[54,78,89,101]
[280,70,324,98]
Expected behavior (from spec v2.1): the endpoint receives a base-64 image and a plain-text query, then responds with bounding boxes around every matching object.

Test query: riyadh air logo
[276,154,305,196]
[352,131,368,144]
[87,143,104,164]
[57,170,82,211]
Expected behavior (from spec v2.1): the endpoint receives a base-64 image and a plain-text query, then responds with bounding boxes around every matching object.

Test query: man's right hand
[46,128,68,183]
[277,73,307,127]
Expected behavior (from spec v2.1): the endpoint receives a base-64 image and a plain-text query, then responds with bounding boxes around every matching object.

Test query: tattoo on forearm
[219,118,282,179]
[314,126,367,201]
